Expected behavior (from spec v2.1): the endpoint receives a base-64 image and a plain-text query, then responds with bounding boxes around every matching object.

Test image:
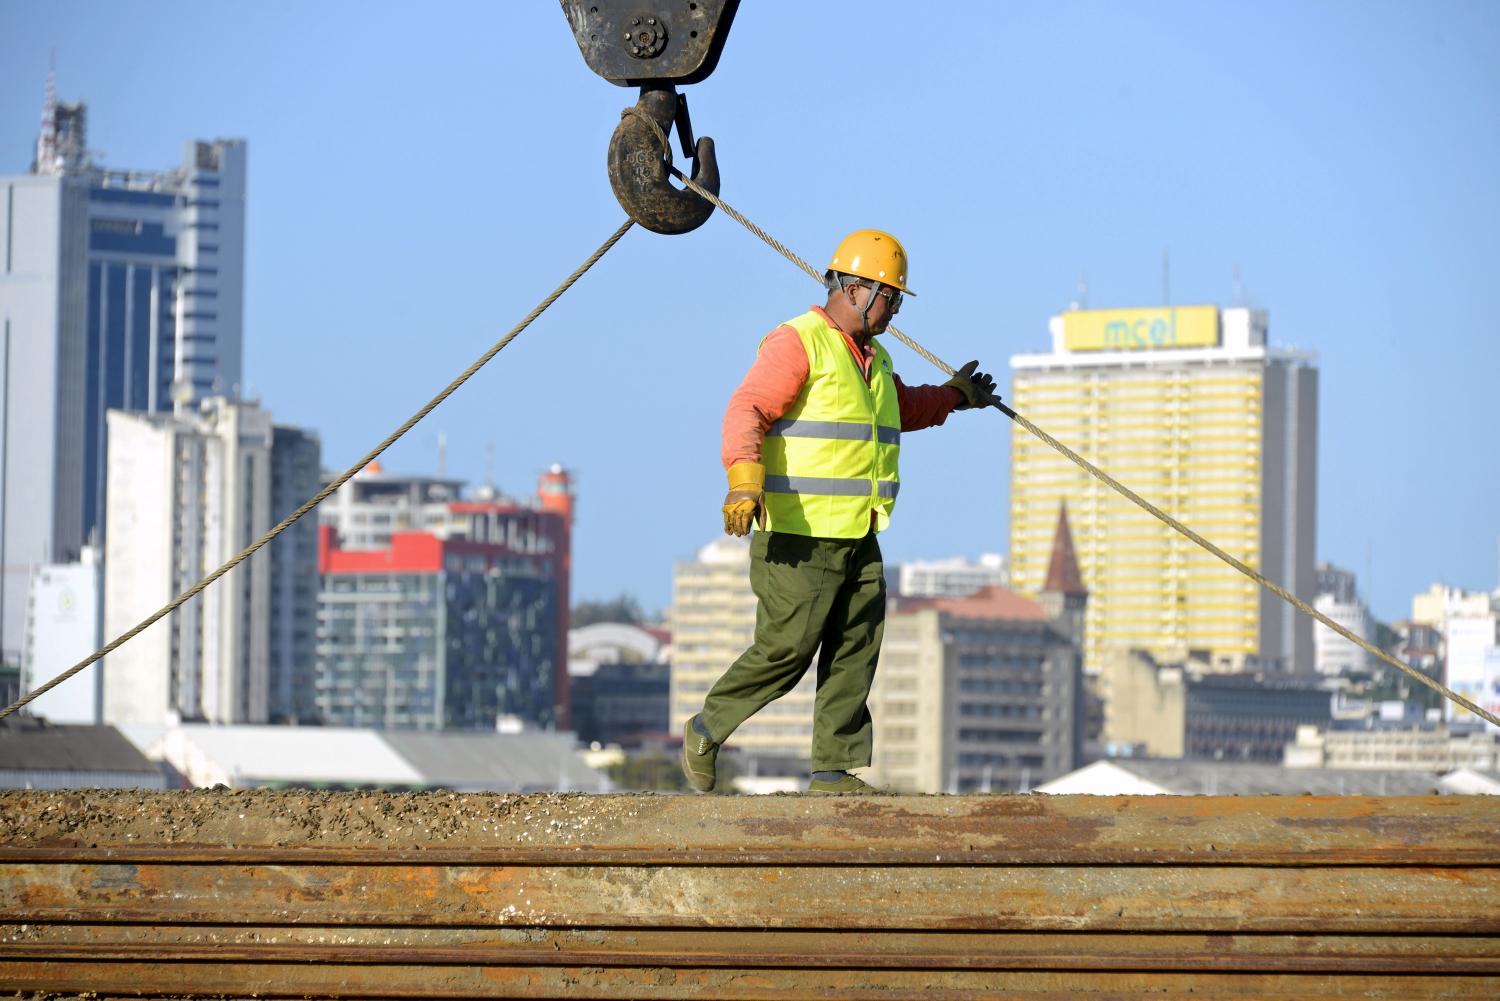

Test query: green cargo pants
[700,529,886,771]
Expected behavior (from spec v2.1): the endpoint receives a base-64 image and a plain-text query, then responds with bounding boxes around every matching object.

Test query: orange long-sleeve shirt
[722,306,962,469]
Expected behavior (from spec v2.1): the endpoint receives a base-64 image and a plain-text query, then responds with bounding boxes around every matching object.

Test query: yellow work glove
[722,462,766,537]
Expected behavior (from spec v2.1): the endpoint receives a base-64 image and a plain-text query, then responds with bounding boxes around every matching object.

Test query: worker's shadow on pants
[762,533,821,572]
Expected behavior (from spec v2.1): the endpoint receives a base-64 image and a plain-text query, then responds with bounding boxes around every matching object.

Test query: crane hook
[608,85,719,235]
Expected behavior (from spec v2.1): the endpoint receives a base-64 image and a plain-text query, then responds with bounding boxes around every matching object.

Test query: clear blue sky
[3,1,1497,623]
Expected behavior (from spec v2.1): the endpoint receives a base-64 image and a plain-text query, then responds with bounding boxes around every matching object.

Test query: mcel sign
[1062,306,1220,352]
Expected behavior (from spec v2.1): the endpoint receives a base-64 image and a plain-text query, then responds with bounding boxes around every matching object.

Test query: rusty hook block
[608,86,719,235]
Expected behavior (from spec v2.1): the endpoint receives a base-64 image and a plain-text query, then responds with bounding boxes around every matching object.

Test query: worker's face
[846,281,901,333]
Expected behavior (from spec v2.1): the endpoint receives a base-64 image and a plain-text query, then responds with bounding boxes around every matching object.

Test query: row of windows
[957,728,1045,744]
[958,679,1044,695]
[959,703,1045,719]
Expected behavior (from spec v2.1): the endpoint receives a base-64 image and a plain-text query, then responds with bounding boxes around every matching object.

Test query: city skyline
[2,1,1497,627]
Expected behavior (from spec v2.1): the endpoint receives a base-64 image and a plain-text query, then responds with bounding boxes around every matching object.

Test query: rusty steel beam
[6,862,1500,932]
[3,962,1499,999]
[2,790,1497,998]
[5,926,1500,974]
[2,791,1497,866]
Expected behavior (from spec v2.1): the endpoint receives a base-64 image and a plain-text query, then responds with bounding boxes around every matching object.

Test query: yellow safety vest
[761,310,902,538]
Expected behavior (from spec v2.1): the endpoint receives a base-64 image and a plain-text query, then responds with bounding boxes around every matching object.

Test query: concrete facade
[102,399,273,725]
[267,425,321,723]
[866,585,1084,794]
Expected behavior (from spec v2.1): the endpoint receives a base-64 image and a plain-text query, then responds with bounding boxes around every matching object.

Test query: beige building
[1411,583,1493,630]
[866,511,1087,793]
[1102,648,1334,762]
[1009,305,1318,676]
[669,536,814,759]
[1284,724,1499,772]
[1100,648,1186,758]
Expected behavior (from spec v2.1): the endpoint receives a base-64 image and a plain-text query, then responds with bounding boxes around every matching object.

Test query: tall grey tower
[0,69,247,664]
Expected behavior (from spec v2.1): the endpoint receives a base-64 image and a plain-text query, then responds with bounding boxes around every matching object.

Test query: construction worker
[681,230,996,794]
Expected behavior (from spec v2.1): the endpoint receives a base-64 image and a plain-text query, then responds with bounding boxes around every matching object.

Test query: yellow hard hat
[827,229,915,295]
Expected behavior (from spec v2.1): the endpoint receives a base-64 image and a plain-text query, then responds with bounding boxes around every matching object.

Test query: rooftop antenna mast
[35,50,58,175]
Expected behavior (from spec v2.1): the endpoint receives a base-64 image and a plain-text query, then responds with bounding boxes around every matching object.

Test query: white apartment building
[19,547,103,723]
[102,399,272,725]
[670,536,814,759]
[0,73,246,661]
[1446,608,1500,733]
[896,553,1008,598]
[1312,563,1373,677]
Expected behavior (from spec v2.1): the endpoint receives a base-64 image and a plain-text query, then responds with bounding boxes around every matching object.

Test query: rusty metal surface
[1,790,1497,998]
[5,925,1500,973]
[4,790,1496,864]
[6,862,1499,931]
[5,964,1499,999]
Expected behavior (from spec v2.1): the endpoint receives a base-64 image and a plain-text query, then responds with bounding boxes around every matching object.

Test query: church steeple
[1038,503,1088,644]
[1043,503,1088,597]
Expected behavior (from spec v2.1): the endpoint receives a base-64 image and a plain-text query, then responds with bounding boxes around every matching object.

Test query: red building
[315,468,574,731]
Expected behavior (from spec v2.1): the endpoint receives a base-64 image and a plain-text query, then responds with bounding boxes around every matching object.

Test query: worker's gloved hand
[722,461,767,536]
[944,360,998,410]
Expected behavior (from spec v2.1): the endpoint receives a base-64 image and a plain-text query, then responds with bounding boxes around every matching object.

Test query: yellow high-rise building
[1009,306,1318,676]
[669,536,816,759]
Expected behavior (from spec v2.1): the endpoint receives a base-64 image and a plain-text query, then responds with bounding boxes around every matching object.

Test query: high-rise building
[267,426,322,723]
[0,73,246,663]
[1312,561,1373,677]
[866,511,1086,794]
[670,536,813,759]
[1009,305,1318,676]
[102,399,275,725]
[895,553,1008,599]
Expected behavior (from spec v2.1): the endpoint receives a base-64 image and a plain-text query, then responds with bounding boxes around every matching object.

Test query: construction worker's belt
[760,310,901,538]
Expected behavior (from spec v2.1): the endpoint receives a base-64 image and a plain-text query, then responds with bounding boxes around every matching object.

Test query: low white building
[896,554,1008,599]
[1283,724,1499,772]
[148,724,610,792]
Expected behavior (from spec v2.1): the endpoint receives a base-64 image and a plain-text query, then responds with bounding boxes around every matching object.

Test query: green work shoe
[808,772,881,795]
[681,715,718,793]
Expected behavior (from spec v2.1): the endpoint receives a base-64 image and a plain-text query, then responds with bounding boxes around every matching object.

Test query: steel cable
[621,106,1500,729]
[0,220,635,721]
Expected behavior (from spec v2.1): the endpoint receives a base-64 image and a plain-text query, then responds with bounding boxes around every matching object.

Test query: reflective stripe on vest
[760,310,902,539]
[768,418,901,446]
[766,475,901,499]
